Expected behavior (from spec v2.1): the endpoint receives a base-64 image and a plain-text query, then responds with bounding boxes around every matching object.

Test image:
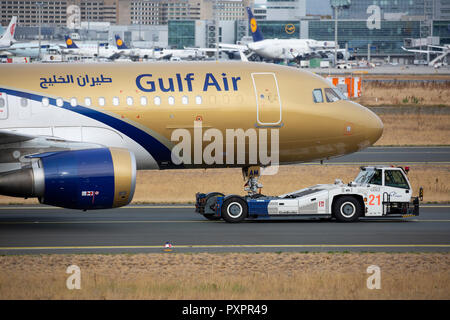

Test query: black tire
[332,196,362,222]
[221,196,248,223]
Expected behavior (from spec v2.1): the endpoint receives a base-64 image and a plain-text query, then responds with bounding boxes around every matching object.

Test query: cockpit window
[333,87,348,100]
[313,89,324,103]
[324,88,340,102]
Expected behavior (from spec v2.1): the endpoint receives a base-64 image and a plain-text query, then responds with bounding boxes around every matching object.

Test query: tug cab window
[369,169,382,186]
[313,89,323,103]
[384,170,409,189]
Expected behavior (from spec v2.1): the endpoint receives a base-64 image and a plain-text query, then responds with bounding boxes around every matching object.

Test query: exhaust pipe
[0,161,44,198]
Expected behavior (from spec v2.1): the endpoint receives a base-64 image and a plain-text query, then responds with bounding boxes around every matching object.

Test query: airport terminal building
[0,0,449,63]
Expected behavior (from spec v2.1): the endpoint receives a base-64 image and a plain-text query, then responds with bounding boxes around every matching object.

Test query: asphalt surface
[0,205,449,254]
[310,146,450,165]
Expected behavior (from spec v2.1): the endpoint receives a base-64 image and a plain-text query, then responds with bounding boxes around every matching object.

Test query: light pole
[334,5,338,66]
[330,1,350,66]
[36,1,43,61]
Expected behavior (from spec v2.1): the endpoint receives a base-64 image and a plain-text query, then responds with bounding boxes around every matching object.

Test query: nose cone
[363,108,384,145]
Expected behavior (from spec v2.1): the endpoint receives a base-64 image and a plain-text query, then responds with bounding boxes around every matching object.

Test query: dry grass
[356,81,450,106]
[130,165,449,203]
[375,113,450,146]
[0,165,448,204]
[0,253,448,299]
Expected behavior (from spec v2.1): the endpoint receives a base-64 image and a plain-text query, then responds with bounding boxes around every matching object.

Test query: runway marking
[0,218,449,225]
[0,244,449,251]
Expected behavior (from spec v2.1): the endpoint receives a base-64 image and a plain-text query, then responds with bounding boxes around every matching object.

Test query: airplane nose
[359,106,383,145]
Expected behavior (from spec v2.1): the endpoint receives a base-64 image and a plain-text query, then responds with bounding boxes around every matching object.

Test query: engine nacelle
[0,148,136,210]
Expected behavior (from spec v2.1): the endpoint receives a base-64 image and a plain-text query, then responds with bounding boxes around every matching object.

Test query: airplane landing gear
[242,166,263,196]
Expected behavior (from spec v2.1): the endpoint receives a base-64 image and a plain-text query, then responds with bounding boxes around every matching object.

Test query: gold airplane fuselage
[0,61,383,169]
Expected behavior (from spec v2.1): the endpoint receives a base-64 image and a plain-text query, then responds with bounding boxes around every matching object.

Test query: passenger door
[251,73,282,126]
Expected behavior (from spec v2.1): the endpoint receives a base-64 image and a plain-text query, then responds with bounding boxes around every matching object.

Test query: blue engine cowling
[29,148,136,210]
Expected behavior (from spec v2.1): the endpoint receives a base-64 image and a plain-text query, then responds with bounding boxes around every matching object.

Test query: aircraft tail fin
[115,35,128,49]
[246,7,263,42]
[64,35,78,48]
[0,16,17,46]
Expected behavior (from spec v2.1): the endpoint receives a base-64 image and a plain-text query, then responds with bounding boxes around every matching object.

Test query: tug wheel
[332,196,362,222]
[221,197,248,223]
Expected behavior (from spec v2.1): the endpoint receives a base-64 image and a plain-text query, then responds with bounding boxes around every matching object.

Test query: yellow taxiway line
[0,244,449,251]
[0,219,450,225]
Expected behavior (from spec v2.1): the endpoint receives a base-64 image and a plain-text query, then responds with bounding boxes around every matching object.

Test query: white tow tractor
[195,166,423,223]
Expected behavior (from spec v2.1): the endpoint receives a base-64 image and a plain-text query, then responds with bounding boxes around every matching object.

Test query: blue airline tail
[64,35,78,49]
[246,7,264,42]
[115,35,128,49]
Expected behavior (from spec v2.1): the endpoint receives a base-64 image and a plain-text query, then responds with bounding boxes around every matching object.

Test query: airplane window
[324,88,340,103]
[0,98,4,108]
[195,96,202,105]
[140,96,148,106]
[312,89,323,103]
[113,97,120,106]
[56,98,64,107]
[42,97,49,107]
[127,97,133,106]
[168,96,175,105]
[85,97,92,107]
[70,98,77,107]
[20,98,28,107]
[98,97,106,106]
[182,96,188,105]
[154,96,161,105]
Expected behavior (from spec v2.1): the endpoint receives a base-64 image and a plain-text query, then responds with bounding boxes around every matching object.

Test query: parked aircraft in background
[61,35,125,60]
[0,16,17,49]
[219,7,350,62]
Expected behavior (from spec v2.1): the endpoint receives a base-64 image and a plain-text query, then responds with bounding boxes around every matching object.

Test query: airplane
[0,44,61,58]
[0,16,17,49]
[113,35,171,60]
[0,61,383,212]
[0,17,63,59]
[220,7,350,62]
[401,45,449,67]
[112,35,204,61]
[61,35,125,60]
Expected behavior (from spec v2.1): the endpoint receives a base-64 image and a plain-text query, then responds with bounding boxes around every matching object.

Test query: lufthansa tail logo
[66,38,73,46]
[250,18,257,33]
[117,39,123,46]
[285,24,295,34]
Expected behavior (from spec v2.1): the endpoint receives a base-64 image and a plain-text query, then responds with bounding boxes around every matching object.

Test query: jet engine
[0,148,136,210]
